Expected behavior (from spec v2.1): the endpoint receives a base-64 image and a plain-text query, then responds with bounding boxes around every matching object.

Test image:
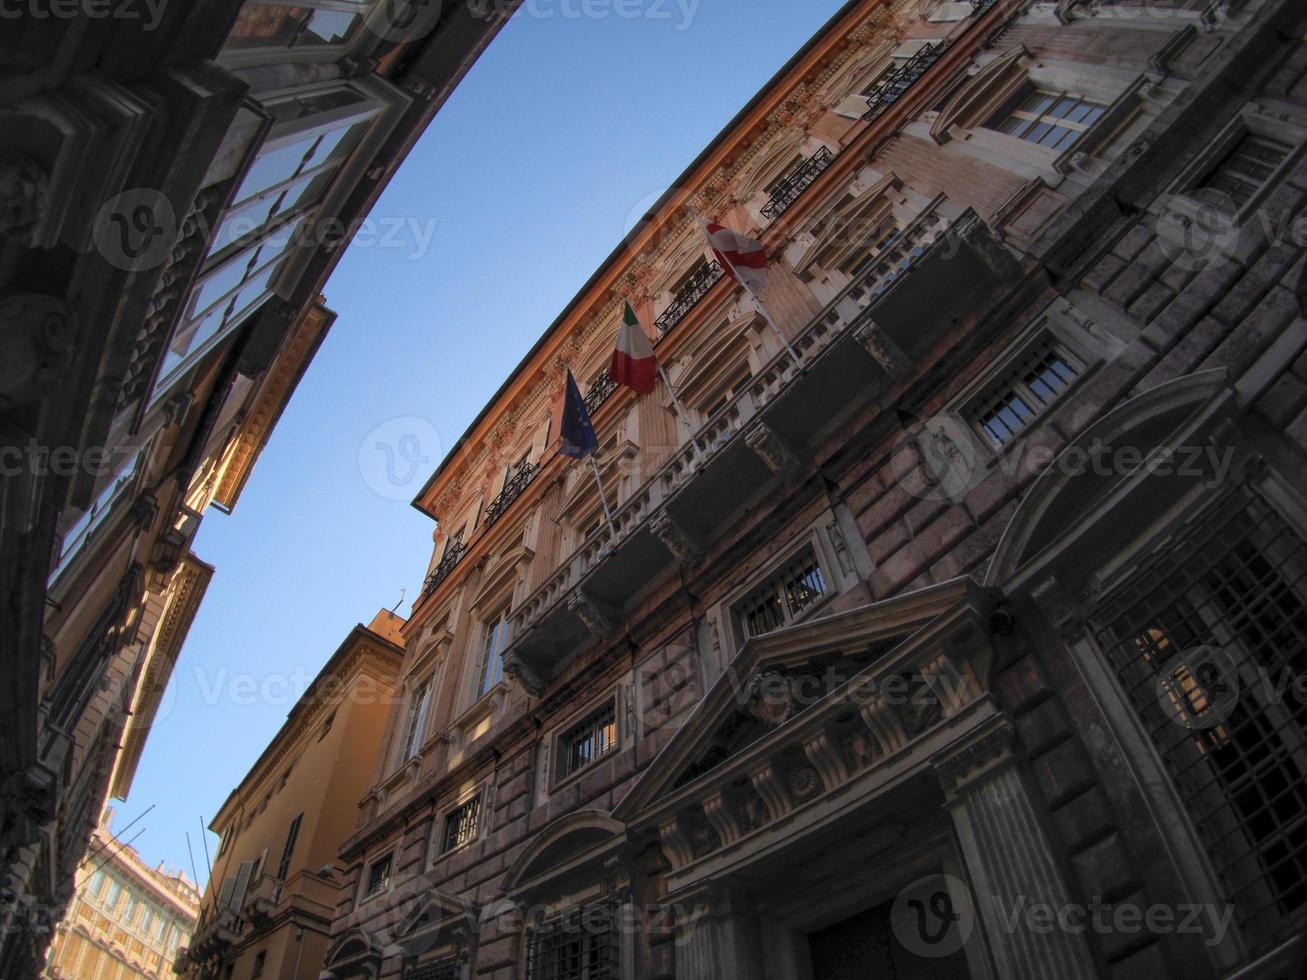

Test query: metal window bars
[404,960,459,980]
[654,260,726,334]
[558,703,618,780]
[761,146,836,221]
[865,42,945,120]
[1090,486,1307,948]
[528,905,620,980]
[738,548,828,639]
[442,795,482,854]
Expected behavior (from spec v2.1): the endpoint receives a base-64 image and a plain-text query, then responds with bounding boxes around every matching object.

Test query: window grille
[1198,132,1293,212]
[987,88,1107,152]
[404,959,459,980]
[528,906,620,980]
[363,855,392,898]
[735,547,828,640]
[1091,487,1307,947]
[442,795,482,854]
[557,703,618,781]
[968,334,1081,447]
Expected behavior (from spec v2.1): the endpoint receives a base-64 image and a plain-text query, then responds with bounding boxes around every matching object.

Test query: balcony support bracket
[745,423,803,483]
[651,511,704,567]
[853,317,912,382]
[568,590,618,638]
[503,651,547,698]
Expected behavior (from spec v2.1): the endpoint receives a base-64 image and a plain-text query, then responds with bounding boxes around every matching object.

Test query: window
[49,450,142,584]
[104,879,122,913]
[363,854,392,899]
[276,813,302,881]
[557,702,618,782]
[1195,132,1293,213]
[987,88,1108,152]
[734,546,828,640]
[404,959,460,980]
[88,870,107,898]
[318,710,336,741]
[528,905,620,980]
[967,334,1082,447]
[139,907,154,938]
[670,257,712,299]
[1091,488,1307,945]
[477,610,509,698]
[225,3,368,53]
[399,678,434,764]
[148,86,388,407]
[703,368,752,421]
[441,795,482,854]
[251,949,267,978]
[121,893,138,926]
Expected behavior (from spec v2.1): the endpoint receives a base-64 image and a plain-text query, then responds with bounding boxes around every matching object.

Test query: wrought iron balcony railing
[761,146,836,221]
[865,42,945,120]
[969,0,997,8]
[423,541,467,596]
[584,368,619,415]
[654,260,726,334]
[483,463,539,530]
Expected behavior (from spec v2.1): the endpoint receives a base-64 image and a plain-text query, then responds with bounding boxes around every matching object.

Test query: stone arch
[500,809,625,896]
[985,369,1234,591]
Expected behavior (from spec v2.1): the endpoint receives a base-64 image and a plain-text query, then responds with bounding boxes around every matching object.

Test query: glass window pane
[232,135,321,205]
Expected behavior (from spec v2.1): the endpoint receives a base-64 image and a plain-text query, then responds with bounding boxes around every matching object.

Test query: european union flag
[560,369,598,459]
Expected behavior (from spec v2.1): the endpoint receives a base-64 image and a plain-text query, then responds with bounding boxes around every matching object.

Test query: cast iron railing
[761,146,836,221]
[422,541,467,597]
[654,260,726,334]
[865,42,945,120]
[483,463,539,529]
[584,368,619,415]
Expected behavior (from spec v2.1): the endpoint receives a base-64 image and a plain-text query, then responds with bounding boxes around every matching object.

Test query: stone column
[673,884,764,980]
[934,718,1097,980]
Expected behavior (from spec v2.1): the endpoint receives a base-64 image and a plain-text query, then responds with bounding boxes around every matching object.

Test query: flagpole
[697,216,802,364]
[587,455,618,543]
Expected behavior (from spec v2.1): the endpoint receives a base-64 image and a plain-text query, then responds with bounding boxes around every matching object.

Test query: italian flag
[610,302,658,395]
[705,221,768,292]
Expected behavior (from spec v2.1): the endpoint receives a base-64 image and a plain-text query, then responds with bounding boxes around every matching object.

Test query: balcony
[865,42,945,120]
[500,198,1021,696]
[584,368,619,415]
[655,260,726,334]
[761,147,836,221]
[422,541,467,598]
[242,874,282,924]
[483,463,539,530]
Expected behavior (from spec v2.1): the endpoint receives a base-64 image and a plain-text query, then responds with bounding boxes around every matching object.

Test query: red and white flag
[705,221,768,292]
[610,301,657,395]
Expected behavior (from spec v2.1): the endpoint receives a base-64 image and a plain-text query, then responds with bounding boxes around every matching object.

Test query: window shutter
[216,876,236,913]
[531,416,551,462]
[229,859,256,913]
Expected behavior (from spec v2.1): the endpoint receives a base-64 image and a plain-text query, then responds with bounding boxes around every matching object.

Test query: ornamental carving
[0,293,77,403]
[0,153,48,243]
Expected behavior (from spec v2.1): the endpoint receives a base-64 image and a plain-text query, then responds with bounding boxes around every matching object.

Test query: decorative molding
[0,293,77,404]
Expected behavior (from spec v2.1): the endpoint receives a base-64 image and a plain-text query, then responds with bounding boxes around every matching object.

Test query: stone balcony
[502,198,1020,695]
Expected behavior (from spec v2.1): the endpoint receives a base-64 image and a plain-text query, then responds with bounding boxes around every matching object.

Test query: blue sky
[124,0,849,885]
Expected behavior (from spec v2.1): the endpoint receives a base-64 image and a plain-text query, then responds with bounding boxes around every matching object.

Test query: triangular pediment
[613,578,991,822]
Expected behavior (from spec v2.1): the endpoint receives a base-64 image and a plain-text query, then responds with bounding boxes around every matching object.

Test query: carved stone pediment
[613,578,1000,880]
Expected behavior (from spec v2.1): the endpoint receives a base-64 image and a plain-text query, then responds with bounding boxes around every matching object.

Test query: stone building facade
[181,612,405,980]
[43,808,200,979]
[317,0,1307,977]
[0,1,512,974]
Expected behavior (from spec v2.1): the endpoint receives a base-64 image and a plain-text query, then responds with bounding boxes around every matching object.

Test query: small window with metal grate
[966,333,1082,448]
[362,854,391,899]
[733,545,828,641]
[556,702,618,783]
[441,795,482,855]
[1091,487,1307,949]
[528,905,620,980]
[1195,131,1294,213]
